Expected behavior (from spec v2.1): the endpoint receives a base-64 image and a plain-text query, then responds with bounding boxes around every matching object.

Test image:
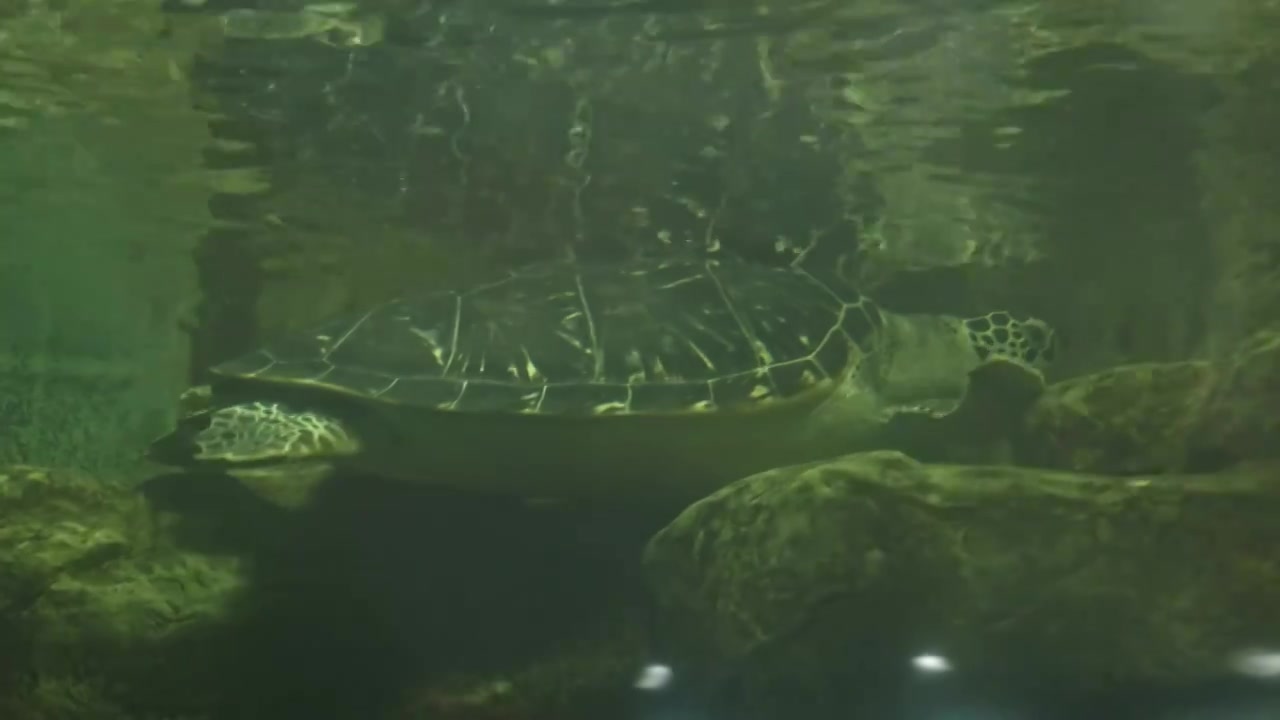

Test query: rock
[0,466,144,617]
[1018,329,1280,473]
[1017,360,1212,473]
[395,605,652,720]
[1193,330,1280,464]
[643,451,1280,709]
[0,466,248,718]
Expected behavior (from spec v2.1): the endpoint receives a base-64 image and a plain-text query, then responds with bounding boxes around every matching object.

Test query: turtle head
[961,312,1056,370]
[148,401,362,467]
[874,310,1055,406]
[876,312,1055,463]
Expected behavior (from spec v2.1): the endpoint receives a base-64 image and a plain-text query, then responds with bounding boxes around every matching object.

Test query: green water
[1,1,1278,718]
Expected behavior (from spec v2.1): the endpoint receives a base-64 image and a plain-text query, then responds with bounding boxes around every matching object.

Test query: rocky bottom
[2,331,1278,719]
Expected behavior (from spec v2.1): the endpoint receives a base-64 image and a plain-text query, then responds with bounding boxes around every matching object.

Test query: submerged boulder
[643,451,1280,709]
[0,466,248,718]
[1017,360,1213,473]
[1018,329,1280,473]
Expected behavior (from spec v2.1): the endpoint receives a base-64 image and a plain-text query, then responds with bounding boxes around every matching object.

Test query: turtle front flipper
[879,310,1055,463]
[148,401,362,467]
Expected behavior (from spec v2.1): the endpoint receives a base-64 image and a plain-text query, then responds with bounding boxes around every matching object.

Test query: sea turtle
[148,257,1055,505]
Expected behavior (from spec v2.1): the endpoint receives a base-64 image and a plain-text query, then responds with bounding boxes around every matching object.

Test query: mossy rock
[1017,330,1280,473]
[0,466,248,718]
[643,451,1280,711]
[1016,360,1212,473]
[396,605,651,720]
[0,466,147,614]
[1193,330,1280,464]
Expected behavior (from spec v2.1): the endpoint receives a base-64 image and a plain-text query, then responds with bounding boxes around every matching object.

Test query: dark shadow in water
[143,469,676,718]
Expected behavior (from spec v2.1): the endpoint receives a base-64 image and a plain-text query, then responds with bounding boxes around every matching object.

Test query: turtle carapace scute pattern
[216,259,888,417]
[151,256,1055,504]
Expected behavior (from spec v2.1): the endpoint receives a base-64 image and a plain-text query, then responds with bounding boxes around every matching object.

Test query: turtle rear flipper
[148,401,361,467]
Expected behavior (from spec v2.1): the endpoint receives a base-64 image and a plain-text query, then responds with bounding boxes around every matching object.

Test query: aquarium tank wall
[0,0,1278,718]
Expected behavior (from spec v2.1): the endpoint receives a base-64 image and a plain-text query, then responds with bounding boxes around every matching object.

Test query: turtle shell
[213,259,885,416]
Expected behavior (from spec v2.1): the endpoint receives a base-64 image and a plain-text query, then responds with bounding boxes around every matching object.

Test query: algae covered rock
[643,451,1280,707]
[0,466,248,718]
[1018,329,1280,474]
[0,466,144,616]
[1017,360,1213,473]
[396,605,652,720]
[1193,330,1280,464]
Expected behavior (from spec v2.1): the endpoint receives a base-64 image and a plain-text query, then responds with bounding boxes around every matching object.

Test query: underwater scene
[2,0,1279,718]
